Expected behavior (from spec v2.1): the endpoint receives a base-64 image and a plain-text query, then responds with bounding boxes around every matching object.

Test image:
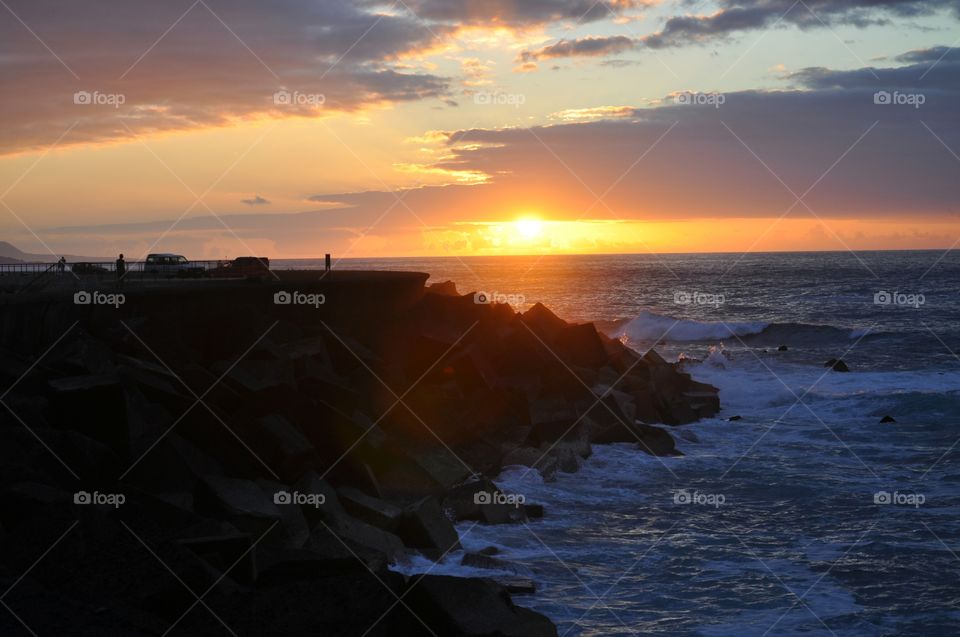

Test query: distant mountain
[0,241,109,263]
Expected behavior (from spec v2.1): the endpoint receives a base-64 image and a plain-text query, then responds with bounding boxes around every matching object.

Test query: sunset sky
[2,0,960,259]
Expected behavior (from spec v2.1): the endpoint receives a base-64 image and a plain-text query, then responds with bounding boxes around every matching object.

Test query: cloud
[0,0,458,155]
[395,0,654,26]
[30,46,960,256]
[642,0,960,49]
[517,35,638,63]
[549,106,637,122]
[241,195,270,206]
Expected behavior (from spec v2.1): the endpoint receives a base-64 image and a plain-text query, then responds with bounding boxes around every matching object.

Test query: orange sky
[1,0,959,259]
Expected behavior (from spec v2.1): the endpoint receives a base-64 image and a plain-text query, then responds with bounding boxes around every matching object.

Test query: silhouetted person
[325,253,331,272]
[57,257,65,274]
[116,253,125,288]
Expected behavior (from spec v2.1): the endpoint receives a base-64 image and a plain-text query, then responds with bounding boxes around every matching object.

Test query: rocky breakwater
[0,274,719,636]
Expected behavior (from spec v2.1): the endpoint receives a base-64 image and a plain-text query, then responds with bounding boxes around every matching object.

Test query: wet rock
[397,496,461,559]
[824,358,837,367]
[460,552,528,576]
[778,345,789,351]
[728,415,742,421]
[493,577,537,595]
[404,575,557,637]
[680,429,700,443]
[831,359,850,372]
[880,415,897,424]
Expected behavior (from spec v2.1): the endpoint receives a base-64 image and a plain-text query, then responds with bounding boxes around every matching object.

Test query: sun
[514,217,544,240]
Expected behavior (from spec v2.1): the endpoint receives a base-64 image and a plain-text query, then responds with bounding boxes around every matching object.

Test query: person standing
[57,256,65,274]
[116,253,126,288]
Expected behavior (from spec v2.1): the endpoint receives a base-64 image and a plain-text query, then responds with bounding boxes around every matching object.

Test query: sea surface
[282,251,960,636]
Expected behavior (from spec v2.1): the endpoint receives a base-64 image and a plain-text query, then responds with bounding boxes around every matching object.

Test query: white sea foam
[615,310,768,343]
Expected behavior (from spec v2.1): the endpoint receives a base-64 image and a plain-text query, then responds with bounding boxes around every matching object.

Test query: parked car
[71,262,109,275]
[209,256,271,280]
[143,253,205,278]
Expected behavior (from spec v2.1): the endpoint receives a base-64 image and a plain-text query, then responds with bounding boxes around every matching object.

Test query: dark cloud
[518,36,638,62]
[643,0,960,49]
[392,0,652,26]
[0,0,455,154]
[29,47,960,257]
[241,195,270,206]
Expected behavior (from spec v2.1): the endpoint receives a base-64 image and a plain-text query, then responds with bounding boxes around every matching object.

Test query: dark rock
[317,512,407,563]
[680,429,700,443]
[338,486,403,533]
[48,373,127,452]
[460,552,528,576]
[478,545,500,556]
[728,415,742,421]
[880,415,897,424]
[198,475,282,520]
[524,504,544,519]
[397,496,461,559]
[176,534,257,585]
[777,345,789,351]
[404,575,557,637]
[521,303,567,341]
[254,414,316,482]
[426,280,459,296]
[552,323,608,368]
[493,577,537,595]
[824,358,838,368]
[831,359,850,372]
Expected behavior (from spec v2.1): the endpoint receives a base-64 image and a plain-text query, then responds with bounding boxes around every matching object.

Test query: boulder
[728,415,742,422]
[460,552,528,576]
[176,534,257,585]
[48,373,127,452]
[879,415,897,424]
[338,486,403,533]
[778,345,789,351]
[397,496,461,559]
[552,323,608,368]
[254,414,316,481]
[831,359,850,372]
[198,475,282,520]
[426,280,460,296]
[403,575,557,637]
[318,512,407,563]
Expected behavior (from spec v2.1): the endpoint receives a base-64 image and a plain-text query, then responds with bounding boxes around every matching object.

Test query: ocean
[281,251,960,636]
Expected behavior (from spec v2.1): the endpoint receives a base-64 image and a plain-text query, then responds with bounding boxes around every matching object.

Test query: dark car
[210,257,270,280]
[143,253,205,278]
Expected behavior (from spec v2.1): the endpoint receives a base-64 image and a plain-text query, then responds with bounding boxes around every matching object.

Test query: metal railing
[0,260,233,276]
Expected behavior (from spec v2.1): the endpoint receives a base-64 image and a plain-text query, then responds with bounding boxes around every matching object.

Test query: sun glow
[514,217,544,240]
